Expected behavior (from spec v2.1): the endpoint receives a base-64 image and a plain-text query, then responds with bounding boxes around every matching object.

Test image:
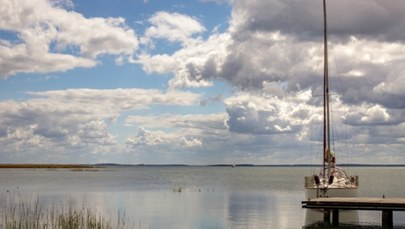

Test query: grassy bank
[0,198,131,229]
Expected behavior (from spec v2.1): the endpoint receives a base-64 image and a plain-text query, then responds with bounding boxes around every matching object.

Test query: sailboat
[304,0,359,198]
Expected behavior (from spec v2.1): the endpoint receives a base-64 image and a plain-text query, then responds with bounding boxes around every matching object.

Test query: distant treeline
[0,164,97,169]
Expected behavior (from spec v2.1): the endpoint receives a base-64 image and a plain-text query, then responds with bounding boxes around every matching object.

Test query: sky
[0,0,404,165]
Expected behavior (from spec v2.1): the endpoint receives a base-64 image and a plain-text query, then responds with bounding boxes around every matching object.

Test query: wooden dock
[302,197,405,228]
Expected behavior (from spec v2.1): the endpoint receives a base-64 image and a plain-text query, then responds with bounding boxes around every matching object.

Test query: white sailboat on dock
[304,0,359,199]
[304,1,359,225]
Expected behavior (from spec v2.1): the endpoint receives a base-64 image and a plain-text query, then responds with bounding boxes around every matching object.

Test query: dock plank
[303,197,405,211]
[306,197,405,204]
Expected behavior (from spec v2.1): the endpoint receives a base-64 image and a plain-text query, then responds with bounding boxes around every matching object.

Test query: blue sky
[0,0,404,164]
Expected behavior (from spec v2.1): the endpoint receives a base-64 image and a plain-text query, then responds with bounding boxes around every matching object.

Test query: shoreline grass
[1,197,131,229]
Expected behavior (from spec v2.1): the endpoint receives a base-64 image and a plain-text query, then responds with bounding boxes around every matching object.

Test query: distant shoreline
[96,163,405,167]
[1,163,405,169]
[0,164,98,169]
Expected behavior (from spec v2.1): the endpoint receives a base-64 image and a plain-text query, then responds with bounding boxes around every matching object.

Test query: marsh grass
[1,196,130,229]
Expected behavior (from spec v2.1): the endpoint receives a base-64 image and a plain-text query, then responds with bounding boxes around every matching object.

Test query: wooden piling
[323,209,330,225]
[382,210,393,229]
[332,209,339,226]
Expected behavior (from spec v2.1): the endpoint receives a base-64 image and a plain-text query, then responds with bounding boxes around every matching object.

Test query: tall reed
[0,195,130,229]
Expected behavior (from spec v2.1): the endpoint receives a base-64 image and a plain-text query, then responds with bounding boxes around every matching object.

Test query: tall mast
[322,0,331,179]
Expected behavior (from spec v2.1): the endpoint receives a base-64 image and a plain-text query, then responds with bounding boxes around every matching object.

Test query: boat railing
[304,175,359,189]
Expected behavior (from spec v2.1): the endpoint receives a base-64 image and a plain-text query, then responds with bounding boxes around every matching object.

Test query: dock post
[323,209,330,225]
[332,209,339,226]
[382,210,393,228]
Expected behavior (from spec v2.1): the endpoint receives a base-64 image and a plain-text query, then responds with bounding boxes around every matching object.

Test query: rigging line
[307,26,326,108]
[330,100,334,145]
[308,34,324,171]
[312,36,324,75]
[310,117,322,174]
[310,103,319,168]
[330,42,346,99]
[330,42,351,163]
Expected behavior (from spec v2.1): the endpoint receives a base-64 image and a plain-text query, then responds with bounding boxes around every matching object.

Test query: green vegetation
[0,198,130,229]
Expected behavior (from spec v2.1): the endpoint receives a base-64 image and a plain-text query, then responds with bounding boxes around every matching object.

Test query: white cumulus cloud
[0,0,138,77]
[142,11,205,45]
[0,88,201,162]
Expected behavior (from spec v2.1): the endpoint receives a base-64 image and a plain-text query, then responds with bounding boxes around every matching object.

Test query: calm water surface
[1,166,405,228]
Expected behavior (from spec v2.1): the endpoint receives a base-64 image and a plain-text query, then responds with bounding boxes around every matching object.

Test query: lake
[1,166,405,228]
